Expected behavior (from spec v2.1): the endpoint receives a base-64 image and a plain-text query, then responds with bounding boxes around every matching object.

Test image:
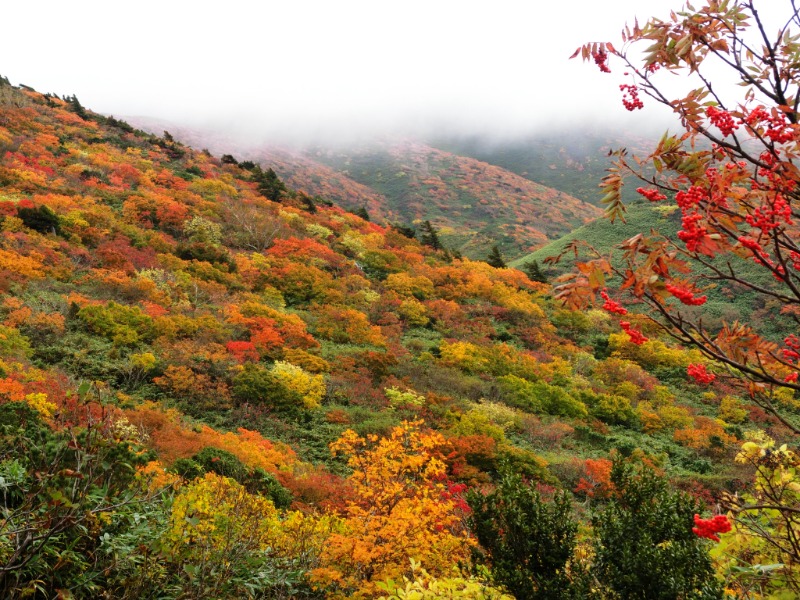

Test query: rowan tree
[564,1,800,432]
[565,0,800,586]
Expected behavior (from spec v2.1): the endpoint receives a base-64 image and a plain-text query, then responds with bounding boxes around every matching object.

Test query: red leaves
[692,513,731,542]
[226,341,259,363]
[677,213,718,256]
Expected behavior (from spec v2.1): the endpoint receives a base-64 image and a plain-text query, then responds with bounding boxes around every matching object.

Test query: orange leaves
[574,458,614,499]
[314,306,386,347]
[674,416,735,454]
[552,258,611,311]
[315,422,473,597]
[125,402,297,472]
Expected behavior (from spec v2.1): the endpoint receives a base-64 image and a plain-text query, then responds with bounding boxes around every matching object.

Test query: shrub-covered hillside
[0,80,786,598]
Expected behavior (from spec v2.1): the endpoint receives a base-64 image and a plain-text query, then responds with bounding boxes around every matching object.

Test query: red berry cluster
[692,514,731,542]
[592,49,611,73]
[666,283,707,306]
[646,62,661,73]
[766,120,795,144]
[687,364,716,385]
[791,251,800,271]
[737,235,784,278]
[636,187,667,202]
[783,335,800,362]
[675,186,707,210]
[744,106,795,143]
[737,235,765,255]
[746,193,793,234]
[706,106,739,137]
[619,84,643,110]
[600,289,627,315]
[744,106,770,126]
[677,213,708,253]
[620,321,648,345]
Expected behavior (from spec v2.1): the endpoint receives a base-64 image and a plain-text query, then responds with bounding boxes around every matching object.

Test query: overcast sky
[0,1,756,143]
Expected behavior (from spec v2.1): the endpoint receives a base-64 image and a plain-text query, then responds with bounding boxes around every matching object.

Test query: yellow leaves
[188,177,238,200]
[320,422,474,597]
[270,360,325,410]
[130,352,157,371]
[438,341,488,374]
[23,392,56,420]
[283,347,330,373]
[398,298,429,327]
[385,273,435,300]
[385,387,427,408]
[165,473,280,561]
[718,396,748,424]
[314,306,386,347]
[0,248,46,279]
[737,441,763,463]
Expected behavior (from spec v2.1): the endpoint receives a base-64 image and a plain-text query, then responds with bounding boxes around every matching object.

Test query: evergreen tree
[252,167,286,202]
[300,194,317,213]
[468,472,586,599]
[67,95,88,119]
[522,259,548,283]
[353,206,370,221]
[17,204,61,236]
[486,245,506,268]
[390,223,416,239]
[419,220,442,250]
[591,459,724,600]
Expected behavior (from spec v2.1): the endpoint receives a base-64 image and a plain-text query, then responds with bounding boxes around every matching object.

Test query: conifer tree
[419,220,442,250]
[522,259,548,283]
[353,206,370,221]
[486,245,506,268]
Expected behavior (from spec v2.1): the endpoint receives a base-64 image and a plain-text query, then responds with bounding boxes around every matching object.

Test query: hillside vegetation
[0,80,783,598]
[293,140,602,260]
[430,130,659,206]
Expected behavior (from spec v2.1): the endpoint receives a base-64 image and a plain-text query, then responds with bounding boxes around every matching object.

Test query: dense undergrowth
[0,79,790,598]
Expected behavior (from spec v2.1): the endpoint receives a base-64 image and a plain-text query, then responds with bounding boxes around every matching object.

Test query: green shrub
[468,471,586,599]
[591,459,724,599]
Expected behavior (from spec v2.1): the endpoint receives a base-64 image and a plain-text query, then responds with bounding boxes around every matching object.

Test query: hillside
[293,139,602,259]
[431,129,661,206]
[132,121,603,261]
[0,80,785,598]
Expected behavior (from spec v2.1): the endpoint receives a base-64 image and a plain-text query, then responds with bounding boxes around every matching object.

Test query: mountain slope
[296,140,602,259]
[129,121,602,260]
[431,129,660,206]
